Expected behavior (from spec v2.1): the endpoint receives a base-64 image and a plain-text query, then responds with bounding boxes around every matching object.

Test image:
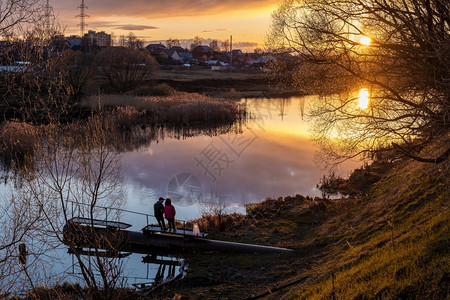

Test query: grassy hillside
[163,158,449,299]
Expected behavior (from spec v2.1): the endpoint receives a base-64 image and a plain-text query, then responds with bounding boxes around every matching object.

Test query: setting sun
[358,88,370,109]
[359,36,371,45]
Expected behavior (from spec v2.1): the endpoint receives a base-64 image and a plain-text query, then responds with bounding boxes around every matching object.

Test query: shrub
[95,47,158,92]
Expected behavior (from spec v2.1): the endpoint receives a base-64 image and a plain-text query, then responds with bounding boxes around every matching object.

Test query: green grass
[165,158,449,299]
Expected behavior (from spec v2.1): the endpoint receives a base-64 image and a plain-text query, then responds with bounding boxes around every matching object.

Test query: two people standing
[153,197,176,232]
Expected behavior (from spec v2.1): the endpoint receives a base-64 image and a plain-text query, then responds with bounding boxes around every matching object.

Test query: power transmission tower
[76,0,89,37]
[45,0,52,32]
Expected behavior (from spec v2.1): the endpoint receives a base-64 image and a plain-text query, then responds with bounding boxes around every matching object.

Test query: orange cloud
[53,0,278,19]
[85,0,279,18]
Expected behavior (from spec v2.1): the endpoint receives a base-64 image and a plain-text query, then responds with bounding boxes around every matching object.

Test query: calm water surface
[123,97,361,221]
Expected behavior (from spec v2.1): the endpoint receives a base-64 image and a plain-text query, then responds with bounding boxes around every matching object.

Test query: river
[0,96,361,291]
[122,96,361,221]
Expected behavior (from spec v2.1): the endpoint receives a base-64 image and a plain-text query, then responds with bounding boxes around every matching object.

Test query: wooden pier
[63,217,293,256]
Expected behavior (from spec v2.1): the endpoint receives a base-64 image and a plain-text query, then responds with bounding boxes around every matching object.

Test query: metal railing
[67,201,187,232]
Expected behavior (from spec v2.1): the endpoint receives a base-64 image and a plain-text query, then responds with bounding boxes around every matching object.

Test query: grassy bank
[160,157,448,299]
[157,69,300,99]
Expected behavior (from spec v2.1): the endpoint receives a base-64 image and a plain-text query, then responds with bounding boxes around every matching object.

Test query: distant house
[170,46,186,53]
[146,43,167,55]
[166,48,181,62]
[231,49,243,56]
[191,45,212,62]
[179,51,194,63]
[241,53,257,66]
[205,60,218,65]
[257,55,273,64]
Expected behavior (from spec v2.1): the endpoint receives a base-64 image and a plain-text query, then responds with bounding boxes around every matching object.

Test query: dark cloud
[86,21,159,32]
[113,24,159,31]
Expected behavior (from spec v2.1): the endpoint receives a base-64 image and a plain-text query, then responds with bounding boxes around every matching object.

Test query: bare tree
[54,50,96,100]
[8,117,127,297]
[268,0,449,165]
[118,35,126,46]
[209,40,219,52]
[0,0,45,37]
[166,38,180,49]
[190,35,203,50]
[95,46,158,92]
[0,190,46,296]
[126,32,143,49]
[221,39,230,52]
[1,22,76,123]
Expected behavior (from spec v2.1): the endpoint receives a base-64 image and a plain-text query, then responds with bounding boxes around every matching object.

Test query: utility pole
[76,0,89,37]
[230,35,233,69]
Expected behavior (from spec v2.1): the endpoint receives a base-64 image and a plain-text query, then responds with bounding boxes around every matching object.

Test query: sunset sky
[51,0,280,51]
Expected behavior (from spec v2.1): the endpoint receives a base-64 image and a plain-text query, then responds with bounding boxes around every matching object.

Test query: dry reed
[82,92,243,125]
[0,120,41,170]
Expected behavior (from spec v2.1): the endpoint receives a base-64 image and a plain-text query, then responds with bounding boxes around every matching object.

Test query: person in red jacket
[164,198,176,232]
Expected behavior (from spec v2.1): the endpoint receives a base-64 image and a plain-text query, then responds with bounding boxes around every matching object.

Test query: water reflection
[135,255,185,290]
[67,251,185,290]
[0,97,361,221]
[122,97,361,221]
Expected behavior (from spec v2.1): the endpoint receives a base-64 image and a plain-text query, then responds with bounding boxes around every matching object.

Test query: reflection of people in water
[155,263,166,283]
[154,263,178,284]
[169,264,176,278]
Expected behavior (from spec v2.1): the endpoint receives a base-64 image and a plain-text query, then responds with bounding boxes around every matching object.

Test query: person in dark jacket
[154,197,166,230]
[164,198,176,232]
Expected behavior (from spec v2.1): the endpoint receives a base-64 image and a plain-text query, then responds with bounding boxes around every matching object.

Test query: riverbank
[156,69,301,99]
[153,156,449,299]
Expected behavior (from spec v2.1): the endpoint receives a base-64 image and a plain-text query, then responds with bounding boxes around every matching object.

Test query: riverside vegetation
[155,152,448,299]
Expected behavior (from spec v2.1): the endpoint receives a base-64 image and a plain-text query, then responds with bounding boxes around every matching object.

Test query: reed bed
[82,92,244,125]
[0,120,41,170]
